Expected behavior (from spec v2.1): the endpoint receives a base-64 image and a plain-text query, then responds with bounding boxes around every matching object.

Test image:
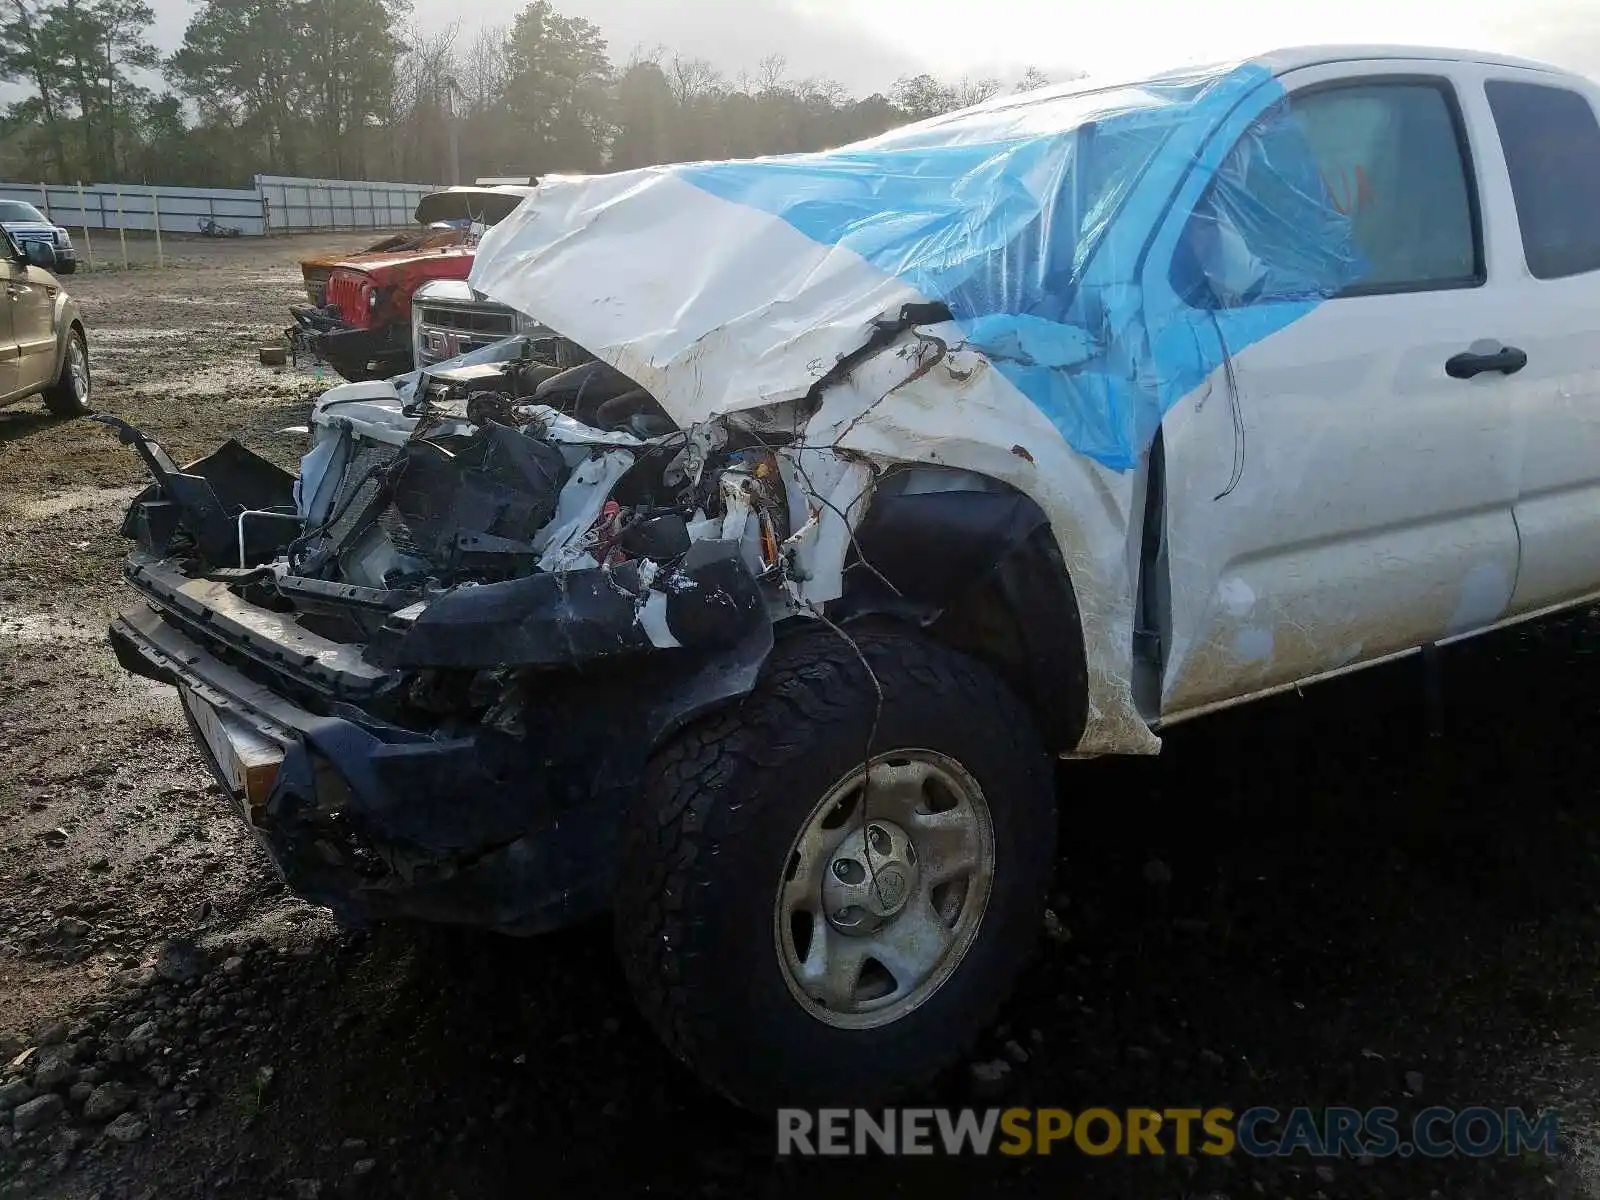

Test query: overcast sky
[132,0,1600,95]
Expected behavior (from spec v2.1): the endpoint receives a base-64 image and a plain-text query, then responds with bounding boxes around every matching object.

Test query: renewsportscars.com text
[777,1106,1560,1158]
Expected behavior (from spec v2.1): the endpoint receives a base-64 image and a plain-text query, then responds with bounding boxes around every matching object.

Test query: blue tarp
[676,62,1366,469]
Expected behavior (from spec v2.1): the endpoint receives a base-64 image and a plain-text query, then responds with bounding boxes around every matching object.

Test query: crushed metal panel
[805,324,1160,756]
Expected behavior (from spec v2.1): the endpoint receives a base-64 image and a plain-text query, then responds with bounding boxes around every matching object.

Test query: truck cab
[1134,47,1600,728]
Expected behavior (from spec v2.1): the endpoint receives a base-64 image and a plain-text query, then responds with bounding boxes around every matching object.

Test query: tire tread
[615,623,1055,1106]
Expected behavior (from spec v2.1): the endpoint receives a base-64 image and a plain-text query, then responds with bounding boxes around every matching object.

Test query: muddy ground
[2,237,1600,1198]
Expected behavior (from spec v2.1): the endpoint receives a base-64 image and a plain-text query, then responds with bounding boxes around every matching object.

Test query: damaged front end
[285,300,415,384]
[104,340,798,934]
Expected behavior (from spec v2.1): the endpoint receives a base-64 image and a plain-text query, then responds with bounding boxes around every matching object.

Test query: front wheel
[43,328,90,416]
[615,625,1057,1110]
[57,259,76,275]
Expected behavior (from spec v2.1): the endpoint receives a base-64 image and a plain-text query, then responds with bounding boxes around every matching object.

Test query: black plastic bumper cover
[110,570,775,934]
[307,323,411,382]
[110,602,618,935]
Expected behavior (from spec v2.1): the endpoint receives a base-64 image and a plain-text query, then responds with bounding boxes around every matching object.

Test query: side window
[1484,79,1600,280]
[1178,81,1481,306]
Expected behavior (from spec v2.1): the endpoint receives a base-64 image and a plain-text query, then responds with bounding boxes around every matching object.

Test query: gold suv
[0,227,89,417]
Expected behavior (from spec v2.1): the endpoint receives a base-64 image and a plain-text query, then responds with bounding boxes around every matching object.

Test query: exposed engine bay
[101,333,821,741]
[294,343,791,640]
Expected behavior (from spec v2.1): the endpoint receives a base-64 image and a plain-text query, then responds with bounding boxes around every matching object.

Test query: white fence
[0,173,445,240]
[5,181,267,236]
[256,175,440,233]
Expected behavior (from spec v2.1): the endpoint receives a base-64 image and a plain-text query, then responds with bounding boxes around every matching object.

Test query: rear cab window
[1177,78,1484,306]
[1484,79,1600,279]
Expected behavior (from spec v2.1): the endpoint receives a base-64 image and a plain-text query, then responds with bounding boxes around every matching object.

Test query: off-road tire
[43,328,90,416]
[57,260,76,275]
[614,624,1057,1110]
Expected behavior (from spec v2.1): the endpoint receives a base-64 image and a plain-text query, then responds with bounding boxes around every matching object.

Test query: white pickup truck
[104,44,1600,1110]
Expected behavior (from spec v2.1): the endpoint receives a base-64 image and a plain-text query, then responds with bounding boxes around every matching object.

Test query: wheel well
[829,467,1089,754]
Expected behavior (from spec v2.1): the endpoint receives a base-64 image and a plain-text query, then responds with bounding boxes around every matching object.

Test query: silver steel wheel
[774,750,996,1029]
[67,338,89,403]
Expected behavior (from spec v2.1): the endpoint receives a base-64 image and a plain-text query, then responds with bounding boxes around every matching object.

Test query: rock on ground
[82,1081,135,1122]
[103,1112,148,1143]
[13,1092,64,1133]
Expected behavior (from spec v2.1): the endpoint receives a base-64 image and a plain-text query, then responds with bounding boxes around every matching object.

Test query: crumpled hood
[469,59,1364,470]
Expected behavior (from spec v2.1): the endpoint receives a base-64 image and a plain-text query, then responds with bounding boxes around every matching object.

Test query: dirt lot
[3,236,1600,1198]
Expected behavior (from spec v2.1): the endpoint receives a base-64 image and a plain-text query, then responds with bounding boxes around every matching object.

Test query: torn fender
[834,467,1091,753]
[806,326,1159,756]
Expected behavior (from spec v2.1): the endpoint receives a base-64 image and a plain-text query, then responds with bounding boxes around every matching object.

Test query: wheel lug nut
[832,859,864,884]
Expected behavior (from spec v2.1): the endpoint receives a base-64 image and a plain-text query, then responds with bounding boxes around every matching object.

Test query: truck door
[1145,62,1525,719]
[1467,70,1600,614]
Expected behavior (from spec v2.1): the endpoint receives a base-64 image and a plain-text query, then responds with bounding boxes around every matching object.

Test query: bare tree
[458,23,507,115]
[951,75,1002,109]
[393,22,459,108]
[667,54,721,105]
[387,22,458,179]
[624,42,665,68]
[1014,66,1051,93]
[755,53,786,94]
[799,76,849,108]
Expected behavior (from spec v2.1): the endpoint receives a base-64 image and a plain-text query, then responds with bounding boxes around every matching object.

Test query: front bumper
[111,601,617,935]
[289,315,411,382]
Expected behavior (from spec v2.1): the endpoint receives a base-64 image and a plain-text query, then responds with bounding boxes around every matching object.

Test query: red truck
[288,184,535,382]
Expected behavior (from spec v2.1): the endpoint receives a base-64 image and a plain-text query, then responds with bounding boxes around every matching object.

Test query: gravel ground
[2,236,1600,1198]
